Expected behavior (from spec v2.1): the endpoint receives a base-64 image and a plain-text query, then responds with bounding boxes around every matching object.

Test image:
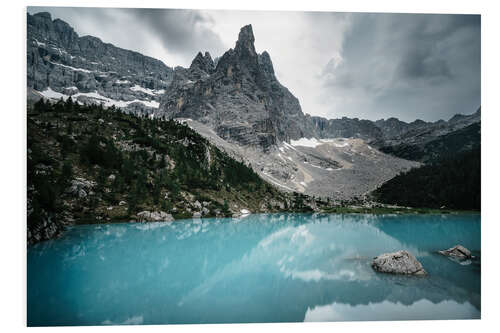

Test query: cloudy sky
[27,7,480,122]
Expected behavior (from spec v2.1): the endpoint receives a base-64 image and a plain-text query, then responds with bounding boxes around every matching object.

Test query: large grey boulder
[438,245,472,259]
[372,250,427,276]
[137,211,174,222]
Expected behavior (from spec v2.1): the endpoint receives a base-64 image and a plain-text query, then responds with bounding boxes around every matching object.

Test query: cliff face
[27,12,173,116]
[158,25,318,150]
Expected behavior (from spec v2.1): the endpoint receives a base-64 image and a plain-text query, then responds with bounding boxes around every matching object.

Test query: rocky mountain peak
[235,24,257,57]
[190,51,215,73]
[158,24,318,150]
[33,11,52,20]
[258,51,275,76]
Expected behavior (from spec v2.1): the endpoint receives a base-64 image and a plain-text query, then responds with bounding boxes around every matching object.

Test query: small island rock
[372,250,427,276]
[438,245,472,259]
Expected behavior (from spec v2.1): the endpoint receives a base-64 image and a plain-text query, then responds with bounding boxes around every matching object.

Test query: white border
[2,0,499,332]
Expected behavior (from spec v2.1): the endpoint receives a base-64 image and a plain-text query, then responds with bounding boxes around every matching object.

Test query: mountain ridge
[28,12,480,155]
[28,11,173,116]
[27,13,481,200]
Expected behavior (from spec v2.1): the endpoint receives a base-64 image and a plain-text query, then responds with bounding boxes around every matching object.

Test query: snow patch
[130,85,155,95]
[282,142,298,151]
[38,87,69,100]
[290,137,322,148]
[33,38,46,47]
[38,88,160,108]
[49,61,92,73]
[130,85,166,95]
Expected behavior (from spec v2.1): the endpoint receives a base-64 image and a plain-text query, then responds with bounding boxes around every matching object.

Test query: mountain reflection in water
[28,213,480,326]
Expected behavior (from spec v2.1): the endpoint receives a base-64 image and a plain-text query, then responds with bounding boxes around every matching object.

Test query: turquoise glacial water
[27,213,480,326]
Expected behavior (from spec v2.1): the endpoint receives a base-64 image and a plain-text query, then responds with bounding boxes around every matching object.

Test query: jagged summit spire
[235,24,256,56]
[237,25,255,43]
[190,51,215,73]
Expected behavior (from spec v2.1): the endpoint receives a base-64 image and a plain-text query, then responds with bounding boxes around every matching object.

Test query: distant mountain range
[27,12,481,199]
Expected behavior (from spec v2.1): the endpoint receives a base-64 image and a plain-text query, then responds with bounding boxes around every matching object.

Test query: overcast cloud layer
[27,7,480,122]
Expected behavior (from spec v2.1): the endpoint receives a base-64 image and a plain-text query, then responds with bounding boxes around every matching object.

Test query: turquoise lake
[27,213,481,326]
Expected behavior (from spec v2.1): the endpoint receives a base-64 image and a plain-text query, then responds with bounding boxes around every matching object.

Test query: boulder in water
[372,250,427,276]
[438,245,472,259]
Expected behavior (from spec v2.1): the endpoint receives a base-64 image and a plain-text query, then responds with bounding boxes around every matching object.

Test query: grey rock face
[439,245,472,259]
[371,108,481,156]
[159,24,318,150]
[312,116,384,142]
[314,109,480,149]
[27,12,173,116]
[137,211,174,222]
[27,210,64,246]
[190,51,215,74]
[372,250,427,276]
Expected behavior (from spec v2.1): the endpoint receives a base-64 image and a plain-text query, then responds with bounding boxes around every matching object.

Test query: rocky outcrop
[371,250,427,276]
[438,245,472,259]
[311,116,384,142]
[27,12,173,116]
[137,211,174,222]
[27,210,64,246]
[65,177,97,198]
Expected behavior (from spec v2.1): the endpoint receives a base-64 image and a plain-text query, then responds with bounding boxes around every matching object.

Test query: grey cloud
[27,7,227,66]
[127,8,227,59]
[321,13,480,121]
[398,47,453,81]
[27,7,480,122]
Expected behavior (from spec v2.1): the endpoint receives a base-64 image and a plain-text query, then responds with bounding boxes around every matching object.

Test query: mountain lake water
[27,213,480,326]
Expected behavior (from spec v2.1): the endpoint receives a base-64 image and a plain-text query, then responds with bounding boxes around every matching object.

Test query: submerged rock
[371,250,427,276]
[438,245,472,259]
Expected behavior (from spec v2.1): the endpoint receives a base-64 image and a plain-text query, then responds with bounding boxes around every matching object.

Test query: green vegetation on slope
[27,98,329,244]
[373,148,480,210]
